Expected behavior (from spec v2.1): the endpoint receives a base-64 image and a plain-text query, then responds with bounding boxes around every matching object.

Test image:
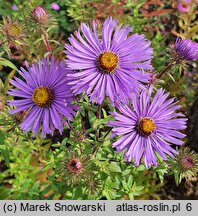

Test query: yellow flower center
[137,117,156,136]
[9,24,21,37]
[181,3,188,8]
[97,51,118,74]
[32,86,53,107]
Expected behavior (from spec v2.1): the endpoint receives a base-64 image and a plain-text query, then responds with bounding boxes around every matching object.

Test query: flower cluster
[7,17,197,168]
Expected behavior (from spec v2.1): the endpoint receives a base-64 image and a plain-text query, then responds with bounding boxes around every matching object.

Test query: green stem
[98,159,131,164]
[96,104,101,142]
[156,60,176,79]
[90,104,102,159]
[103,127,112,139]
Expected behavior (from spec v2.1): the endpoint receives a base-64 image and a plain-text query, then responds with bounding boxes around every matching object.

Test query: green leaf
[0,58,17,70]
[128,192,134,200]
[33,37,43,45]
[127,175,133,188]
[44,52,51,58]
[4,69,16,90]
[168,73,175,83]
[154,165,168,183]
[74,112,82,130]
[0,145,10,165]
[88,111,97,125]
[136,164,146,171]
[52,45,64,55]
[42,163,53,172]
[0,186,10,199]
[0,131,6,144]
[98,115,114,124]
[102,108,107,118]
[32,181,40,191]
[174,171,181,186]
[51,184,59,192]
[109,162,121,173]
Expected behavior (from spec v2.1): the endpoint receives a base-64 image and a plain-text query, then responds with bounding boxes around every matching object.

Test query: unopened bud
[32,6,48,24]
[173,38,198,61]
[180,156,195,170]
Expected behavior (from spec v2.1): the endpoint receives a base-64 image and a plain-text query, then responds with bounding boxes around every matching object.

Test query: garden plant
[0,0,198,200]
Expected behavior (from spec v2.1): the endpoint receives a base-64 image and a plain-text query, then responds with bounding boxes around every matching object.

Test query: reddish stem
[156,60,175,79]
[41,27,52,53]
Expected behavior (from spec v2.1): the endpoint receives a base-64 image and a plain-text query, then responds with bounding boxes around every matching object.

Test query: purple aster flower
[7,57,78,137]
[108,86,187,167]
[65,17,153,106]
[51,3,60,11]
[174,38,198,61]
[11,5,18,11]
[176,0,191,13]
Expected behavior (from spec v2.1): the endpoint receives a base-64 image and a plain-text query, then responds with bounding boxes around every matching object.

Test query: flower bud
[51,3,60,11]
[173,38,198,61]
[169,147,198,185]
[32,6,48,24]
[59,151,94,186]
[180,156,195,170]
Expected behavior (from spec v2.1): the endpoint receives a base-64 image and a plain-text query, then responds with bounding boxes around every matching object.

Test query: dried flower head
[60,151,94,186]
[85,177,102,196]
[70,130,90,144]
[169,147,198,185]
[0,17,26,49]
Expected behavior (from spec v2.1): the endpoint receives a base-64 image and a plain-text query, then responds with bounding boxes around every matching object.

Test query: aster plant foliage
[65,17,153,106]
[7,57,78,137]
[108,86,187,167]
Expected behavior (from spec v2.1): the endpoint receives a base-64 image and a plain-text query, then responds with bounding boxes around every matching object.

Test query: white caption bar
[0,200,196,216]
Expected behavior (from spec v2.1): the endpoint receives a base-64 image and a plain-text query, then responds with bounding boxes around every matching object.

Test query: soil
[158,175,198,200]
